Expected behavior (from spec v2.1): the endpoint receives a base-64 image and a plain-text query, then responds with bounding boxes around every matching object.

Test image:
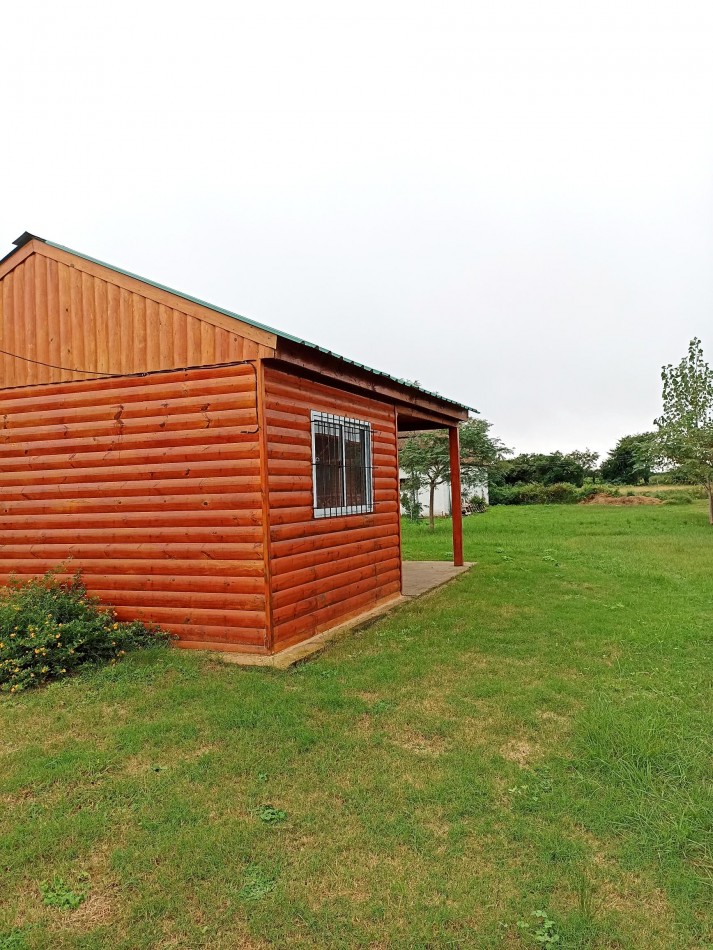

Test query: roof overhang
[270,339,470,427]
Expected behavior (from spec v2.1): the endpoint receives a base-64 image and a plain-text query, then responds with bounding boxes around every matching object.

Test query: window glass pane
[314,422,343,509]
[344,425,368,507]
[311,412,372,516]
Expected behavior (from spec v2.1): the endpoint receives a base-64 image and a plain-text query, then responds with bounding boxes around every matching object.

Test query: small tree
[399,419,508,530]
[655,337,713,524]
[569,449,600,483]
[543,452,587,487]
[400,470,424,521]
[600,433,657,484]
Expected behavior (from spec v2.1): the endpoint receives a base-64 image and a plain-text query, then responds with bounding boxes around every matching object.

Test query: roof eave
[272,338,472,425]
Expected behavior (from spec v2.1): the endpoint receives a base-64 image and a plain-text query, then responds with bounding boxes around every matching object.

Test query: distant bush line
[488,483,705,506]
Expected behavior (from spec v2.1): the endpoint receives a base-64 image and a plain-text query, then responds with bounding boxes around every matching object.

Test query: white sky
[4,0,712,458]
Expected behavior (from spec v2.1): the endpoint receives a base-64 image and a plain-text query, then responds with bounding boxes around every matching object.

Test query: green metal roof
[6,232,473,413]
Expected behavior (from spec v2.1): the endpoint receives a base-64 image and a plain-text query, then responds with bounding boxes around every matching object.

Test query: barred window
[311,411,373,517]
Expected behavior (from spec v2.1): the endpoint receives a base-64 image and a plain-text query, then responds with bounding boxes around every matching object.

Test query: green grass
[1,505,712,949]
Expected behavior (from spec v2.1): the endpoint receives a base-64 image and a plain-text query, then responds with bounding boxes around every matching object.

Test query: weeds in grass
[239,865,277,901]
[509,767,554,808]
[574,870,594,917]
[39,875,88,910]
[0,930,27,950]
[256,804,287,825]
[517,910,561,945]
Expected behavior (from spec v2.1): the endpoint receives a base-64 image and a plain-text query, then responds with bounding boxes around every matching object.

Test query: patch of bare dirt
[120,745,216,777]
[391,727,448,757]
[353,690,381,704]
[499,738,541,767]
[581,493,662,506]
[57,890,116,931]
[536,709,570,727]
[563,825,675,944]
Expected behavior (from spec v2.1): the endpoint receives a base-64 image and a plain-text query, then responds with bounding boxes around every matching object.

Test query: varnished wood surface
[0,245,275,386]
[0,362,268,647]
[262,367,402,650]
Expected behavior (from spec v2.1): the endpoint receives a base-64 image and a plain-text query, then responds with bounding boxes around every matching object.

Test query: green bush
[659,492,695,505]
[490,482,586,505]
[489,484,524,505]
[544,482,582,504]
[400,490,422,521]
[0,571,170,693]
[490,482,706,507]
[649,468,697,485]
[489,484,536,505]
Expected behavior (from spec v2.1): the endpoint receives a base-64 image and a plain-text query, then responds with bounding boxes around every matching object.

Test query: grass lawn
[1,505,712,949]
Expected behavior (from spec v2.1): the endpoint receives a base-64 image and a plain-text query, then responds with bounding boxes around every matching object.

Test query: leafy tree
[543,452,587,487]
[569,449,600,482]
[600,433,657,484]
[400,470,424,521]
[495,452,587,488]
[399,419,509,529]
[655,337,713,524]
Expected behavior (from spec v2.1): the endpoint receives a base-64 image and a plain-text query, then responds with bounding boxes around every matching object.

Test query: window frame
[310,410,374,518]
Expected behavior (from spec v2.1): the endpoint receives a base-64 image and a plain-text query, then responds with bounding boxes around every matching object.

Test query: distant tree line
[491,450,598,489]
[399,337,713,524]
[487,431,694,494]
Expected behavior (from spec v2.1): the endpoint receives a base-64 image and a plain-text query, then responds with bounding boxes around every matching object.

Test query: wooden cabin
[0,233,469,656]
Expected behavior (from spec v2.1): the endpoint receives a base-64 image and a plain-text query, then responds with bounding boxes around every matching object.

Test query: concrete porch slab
[219,560,474,670]
[401,560,473,598]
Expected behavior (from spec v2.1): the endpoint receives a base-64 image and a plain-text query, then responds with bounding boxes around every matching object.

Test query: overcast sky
[4,1,712,458]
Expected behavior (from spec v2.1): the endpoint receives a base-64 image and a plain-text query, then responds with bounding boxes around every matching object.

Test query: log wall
[263,366,402,651]
[0,362,268,651]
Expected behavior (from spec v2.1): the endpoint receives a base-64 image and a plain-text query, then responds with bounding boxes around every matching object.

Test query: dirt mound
[581,493,662,506]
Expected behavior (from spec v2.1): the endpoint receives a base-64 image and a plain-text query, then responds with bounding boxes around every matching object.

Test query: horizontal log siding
[0,363,268,650]
[264,367,401,650]
[0,253,273,387]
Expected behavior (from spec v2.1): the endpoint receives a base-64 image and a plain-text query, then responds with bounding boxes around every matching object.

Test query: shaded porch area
[397,409,466,568]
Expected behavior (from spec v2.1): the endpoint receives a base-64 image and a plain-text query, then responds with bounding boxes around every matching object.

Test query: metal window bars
[311,410,373,518]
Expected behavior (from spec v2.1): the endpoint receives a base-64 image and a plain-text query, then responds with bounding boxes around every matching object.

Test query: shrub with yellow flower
[0,570,170,692]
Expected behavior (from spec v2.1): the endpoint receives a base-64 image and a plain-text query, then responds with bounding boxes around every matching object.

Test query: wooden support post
[449,425,464,567]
